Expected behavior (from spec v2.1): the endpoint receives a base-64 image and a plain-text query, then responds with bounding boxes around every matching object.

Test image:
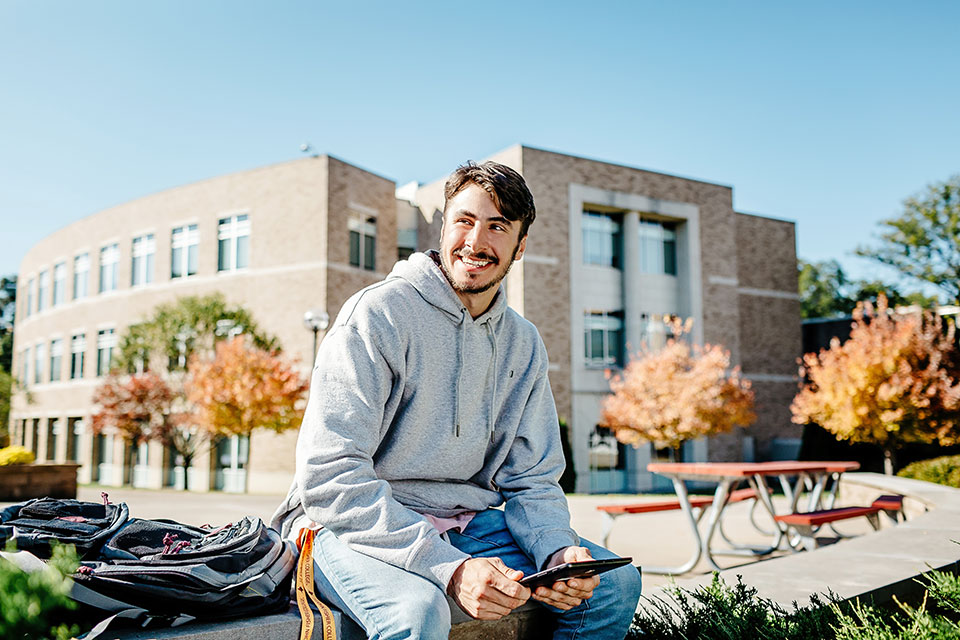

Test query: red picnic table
[643,460,860,573]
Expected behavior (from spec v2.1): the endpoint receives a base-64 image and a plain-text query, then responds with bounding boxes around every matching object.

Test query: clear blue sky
[2,1,958,287]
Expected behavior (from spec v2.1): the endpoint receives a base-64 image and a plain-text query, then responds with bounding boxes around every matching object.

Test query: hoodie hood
[387,250,508,326]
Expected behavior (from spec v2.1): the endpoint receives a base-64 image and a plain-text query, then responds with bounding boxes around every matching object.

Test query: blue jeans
[307,509,642,639]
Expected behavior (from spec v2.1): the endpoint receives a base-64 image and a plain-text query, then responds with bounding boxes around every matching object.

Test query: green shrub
[897,455,960,488]
[0,445,35,466]
[629,570,960,639]
[0,541,80,640]
[628,573,843,639]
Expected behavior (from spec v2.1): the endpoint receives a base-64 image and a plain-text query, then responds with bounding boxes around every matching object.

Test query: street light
[303,309,330,357]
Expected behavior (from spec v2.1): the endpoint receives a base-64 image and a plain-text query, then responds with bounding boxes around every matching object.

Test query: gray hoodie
[271,251,579,589]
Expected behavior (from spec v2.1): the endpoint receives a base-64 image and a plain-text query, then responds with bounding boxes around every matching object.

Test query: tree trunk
[883,446,896,475]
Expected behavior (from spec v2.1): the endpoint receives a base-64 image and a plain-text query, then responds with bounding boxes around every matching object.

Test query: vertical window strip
[218,214,250,272]
[52,262,66,306]
[348,213,376,271]
[171,225,199,278]
[74,253,89,300]
[71,333,86,380]
[49,338,63,382]
[37,270,49,312]
[99,244,119,293]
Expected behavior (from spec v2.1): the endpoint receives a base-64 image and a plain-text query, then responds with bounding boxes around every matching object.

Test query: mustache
[454,249,499,264]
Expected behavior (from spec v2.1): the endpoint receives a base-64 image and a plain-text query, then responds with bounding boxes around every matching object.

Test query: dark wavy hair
[443,161,536,238]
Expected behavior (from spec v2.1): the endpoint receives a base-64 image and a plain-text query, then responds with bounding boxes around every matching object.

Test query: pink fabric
[424,512,476,535]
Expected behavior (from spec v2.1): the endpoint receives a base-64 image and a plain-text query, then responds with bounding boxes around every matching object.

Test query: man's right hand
[447,557,531,620]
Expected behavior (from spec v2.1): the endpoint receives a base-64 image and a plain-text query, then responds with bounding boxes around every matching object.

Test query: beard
[439,242,522,296]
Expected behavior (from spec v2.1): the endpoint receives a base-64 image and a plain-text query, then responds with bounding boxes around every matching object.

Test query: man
[272,161,641,639]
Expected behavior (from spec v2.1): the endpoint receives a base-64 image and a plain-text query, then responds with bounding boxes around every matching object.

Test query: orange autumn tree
[791,295,960,474]
[187,336,309,442]
[91,372,182,484]
[601,318,756,456]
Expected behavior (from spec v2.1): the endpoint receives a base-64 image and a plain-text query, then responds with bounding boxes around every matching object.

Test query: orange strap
[296,528,337,640]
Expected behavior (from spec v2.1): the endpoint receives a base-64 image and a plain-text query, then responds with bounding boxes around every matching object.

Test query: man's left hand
[529,546,599,610]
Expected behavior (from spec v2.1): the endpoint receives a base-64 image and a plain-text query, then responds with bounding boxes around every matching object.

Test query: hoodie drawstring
[454,311,499,440]
[486,321,498,442]
[455,309,466,436]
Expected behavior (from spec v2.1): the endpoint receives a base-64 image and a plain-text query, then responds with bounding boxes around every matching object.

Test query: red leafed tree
[92,372,185,484]
[791,295,960,474]
[92,372,176,444]
[601,318,756,454]
[186,336,309,439]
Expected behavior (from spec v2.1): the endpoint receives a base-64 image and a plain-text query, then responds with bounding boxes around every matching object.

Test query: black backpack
[0,496,128,559]
[0,497,296,638]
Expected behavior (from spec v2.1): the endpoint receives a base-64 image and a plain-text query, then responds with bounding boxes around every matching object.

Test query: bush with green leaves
[0,541,80,640]
[898,455,960,488]
[0,445,35,466]
[629,570,960,639]
[628,573,841,640]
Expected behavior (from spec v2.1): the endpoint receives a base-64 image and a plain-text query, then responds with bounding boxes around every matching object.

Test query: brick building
[9,145,801,494]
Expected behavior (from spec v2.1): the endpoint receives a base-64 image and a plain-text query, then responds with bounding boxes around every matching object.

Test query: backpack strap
[296,528,336,640]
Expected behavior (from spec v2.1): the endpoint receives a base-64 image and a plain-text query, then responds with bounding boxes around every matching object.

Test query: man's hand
[447,557,531,620]
[529,546,600,610]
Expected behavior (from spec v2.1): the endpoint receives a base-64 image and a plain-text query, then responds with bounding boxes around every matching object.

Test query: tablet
[519,557,633,588]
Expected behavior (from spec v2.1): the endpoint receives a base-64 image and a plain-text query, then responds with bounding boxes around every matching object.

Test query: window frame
[348,212,377,271]
[217,214,250,273]
[583,310,625,369]
[171,224,199,279]
[131,233,156,287]
[99,243,119,294]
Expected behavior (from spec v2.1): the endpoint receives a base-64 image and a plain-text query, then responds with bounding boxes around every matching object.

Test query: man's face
[439,183,526,301]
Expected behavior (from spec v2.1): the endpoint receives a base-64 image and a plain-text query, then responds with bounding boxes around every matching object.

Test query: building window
[171,224,199,278]
[97,328,116,376]
[71,333,86,380]
[99,243,119,293]
[218,214,250,272]
[584,310,624,368]
[638,218,678,276]
[52,262,66,306]
[582,211,622,268]
[37,270,49,312]
[349,213,376,271]
[49,338,63,382]
[21,347,29,387]
[25,278,34,317]
[131,234,155,286]
[74,253,90,300]
[34,342,44,384]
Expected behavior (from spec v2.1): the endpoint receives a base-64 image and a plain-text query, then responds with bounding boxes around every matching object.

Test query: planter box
[0,463,81,501]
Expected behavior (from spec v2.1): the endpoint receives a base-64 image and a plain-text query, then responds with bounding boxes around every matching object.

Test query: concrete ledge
[104,600,550,640]
[655,472,960,608]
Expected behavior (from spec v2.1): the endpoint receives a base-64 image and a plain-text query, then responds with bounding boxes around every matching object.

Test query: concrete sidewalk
[62,485,872,590]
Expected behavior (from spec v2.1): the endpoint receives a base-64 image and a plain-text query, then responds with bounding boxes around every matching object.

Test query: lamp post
[303,309,330,357]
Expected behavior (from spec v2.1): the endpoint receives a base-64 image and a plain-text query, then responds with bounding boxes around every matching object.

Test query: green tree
[115,293,279,374]
[798,259,939,319]
[856,174,960,304]
[799,259,854,319]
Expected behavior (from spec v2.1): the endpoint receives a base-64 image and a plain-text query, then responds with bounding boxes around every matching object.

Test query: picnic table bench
[597,487,762,548]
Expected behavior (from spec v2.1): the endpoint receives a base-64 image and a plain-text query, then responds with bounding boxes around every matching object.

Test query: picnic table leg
[642,476,705,575]
[747,475,786,551]
[698,478,738,572]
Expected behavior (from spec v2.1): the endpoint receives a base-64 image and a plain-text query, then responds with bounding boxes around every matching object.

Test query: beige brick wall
[10,156,396,492]
[735,212,802,460]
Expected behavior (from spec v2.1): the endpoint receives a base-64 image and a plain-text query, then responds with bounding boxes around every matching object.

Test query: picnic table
[643,460,861,573]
